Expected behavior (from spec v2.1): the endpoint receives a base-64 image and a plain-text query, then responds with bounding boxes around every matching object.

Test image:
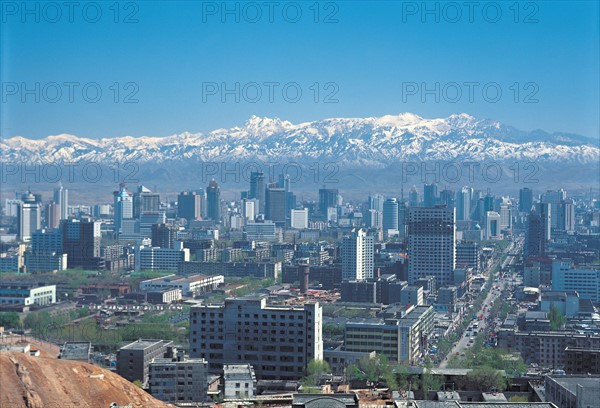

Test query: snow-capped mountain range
[2,113,598,166]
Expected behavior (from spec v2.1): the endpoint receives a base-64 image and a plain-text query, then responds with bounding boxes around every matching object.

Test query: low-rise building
[223,364,257,400]
[140,274,223,297]
[148,349,208,403]
[0,282,56,306]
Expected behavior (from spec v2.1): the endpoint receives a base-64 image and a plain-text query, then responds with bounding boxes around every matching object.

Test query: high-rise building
[206,179,221,222]
[189,297,322,380]
[249,172,266,214]
[397,200,408,239]
[17,192,41,242]
[318,188,339,215]
[53,185,69,221]
[525,206,548,259]
[178,191,202,221]
[382,198,399,232]
[133,185,160,218]
[290,208,308,229]
[456,187,471,221]
[241,198,256,222]
[342,228,374,281]
[151,223,175,249]
[368,194,385,213]
[541,189,567,229]
[45,201,61,229]
[485,211,501,240]
[439,189,455,209]
[408,186,419,208]
[265,185,287,227]
[408,205,456,287]
[519,187,534,213]
[61,219,103,270]
[423,183,438,207]
[113,183,133,234]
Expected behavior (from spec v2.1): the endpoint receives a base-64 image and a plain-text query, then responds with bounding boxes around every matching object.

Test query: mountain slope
[1,113,598,166]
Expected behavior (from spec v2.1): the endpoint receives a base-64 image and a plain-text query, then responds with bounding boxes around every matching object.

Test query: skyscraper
[525,207,546,259]
[206,179,221,222]
[397,199,408,240]
[519,187,534,213]
[408,205,456,287]
[178,191,202,221]
[408,186,419,208]
[249,172,265,214]
[342,228,374,281]
[17,191,41,242]
[61,219,103,270]
[53,185,69,221]
[439,189,455,209]
[382,198,399,232]
[456,187,471,221]
[541,189,567,229]
[368,194,385,213]
[318,188,339,215]
[113,183,133,233]
[423,183,438,207]
[133,185,160,218]
[151,223,175,249]
[265,185,287,227]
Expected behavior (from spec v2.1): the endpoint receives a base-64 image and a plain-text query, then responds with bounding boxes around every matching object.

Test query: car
[465,332,470,337]
[456,352,460,356]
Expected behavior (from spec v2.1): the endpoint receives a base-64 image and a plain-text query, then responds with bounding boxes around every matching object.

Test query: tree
[461,366,507,391]
[132,380,143,388]
[548,304,566,331]
[301,359,331,388]
[346,355,397,389]
[0,312,21,329]
[420,362,442,394]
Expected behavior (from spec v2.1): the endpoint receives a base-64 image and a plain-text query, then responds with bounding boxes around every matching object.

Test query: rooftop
[60,342,91,361]
[120,339,171,350]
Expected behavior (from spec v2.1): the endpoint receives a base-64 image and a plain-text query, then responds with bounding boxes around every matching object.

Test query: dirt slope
[0,351,173,408]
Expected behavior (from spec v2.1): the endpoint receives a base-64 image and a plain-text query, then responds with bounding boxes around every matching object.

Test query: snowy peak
[1,113,598,165]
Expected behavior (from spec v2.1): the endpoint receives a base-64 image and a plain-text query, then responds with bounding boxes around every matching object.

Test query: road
[439,237,522,368]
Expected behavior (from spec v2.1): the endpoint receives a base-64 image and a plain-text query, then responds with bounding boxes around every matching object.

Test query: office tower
[53,185,68,221]
[178,191,202,221]
[113,183,133,233]
[31,228,63,254]
[133,185,160,218]
[265,185,287,227]
[318,188,339,215]
[423,183,438,207]
[342,228,375,281]
[439,189,455,209]
[368,194,385,213]
[535,202,551,240]
[499,204,512,230]
[61,219,103,269]
[249,171,265,213]
[408,186,419,207]
[17,191,41,242]
[365,209,381,229]
[382,198,399,232]
[189,297,322,380]
[151,223,175,249]
[290,208,309,229]
[483,194,495,213]
[408,206,456,287]
[525,206,547,259]
[45,201,61,229]
[519,187,534,213]
[397,200,408,239]
[241,198,256,221]
[485,211,501,240]
[206,179,221,222]
[541,189,567,229]
[558,200,575,232]
[455,187,471,221]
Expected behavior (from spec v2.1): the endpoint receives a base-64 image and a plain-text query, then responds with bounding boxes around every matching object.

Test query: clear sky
[1,0,598,139]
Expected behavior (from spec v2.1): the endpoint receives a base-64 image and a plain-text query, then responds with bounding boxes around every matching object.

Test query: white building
[485,211,502,240]
[245,221,278,241]
[552,260,600,302]
[342,228,374,281]
[17,193,41,242]
[0,283,56,306]
[138,246,190,271]
[223,364,257,400]
[290,208,309,229]
[140,274,224,297]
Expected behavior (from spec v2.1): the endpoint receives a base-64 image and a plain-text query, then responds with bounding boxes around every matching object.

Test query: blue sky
[1,1,598,139]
